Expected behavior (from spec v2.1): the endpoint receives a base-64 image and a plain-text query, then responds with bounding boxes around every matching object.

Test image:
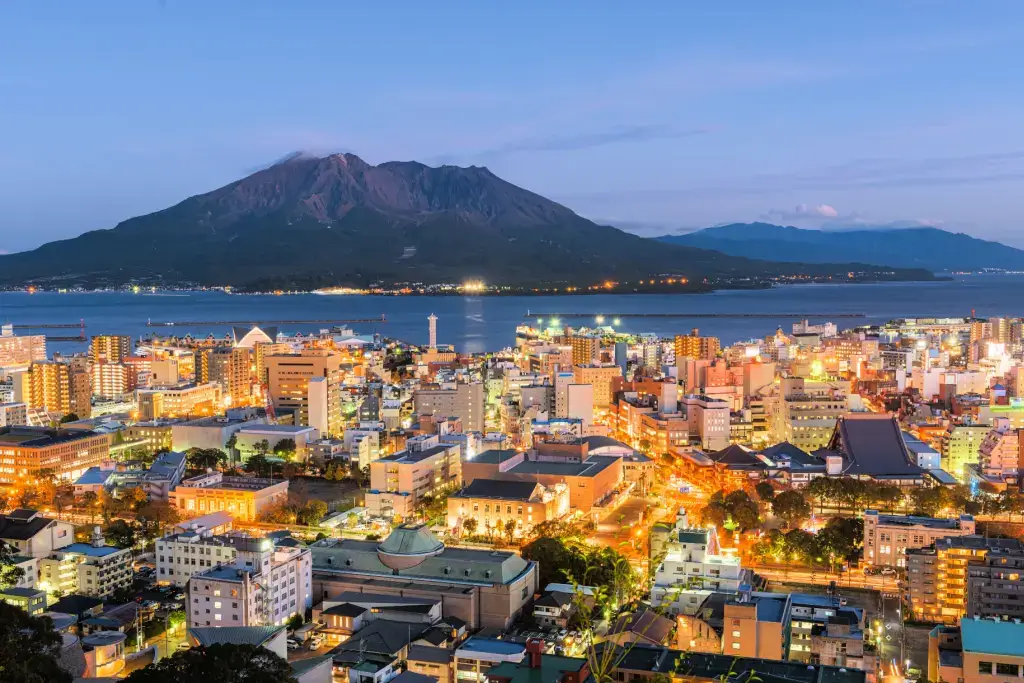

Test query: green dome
[376,523,445,570]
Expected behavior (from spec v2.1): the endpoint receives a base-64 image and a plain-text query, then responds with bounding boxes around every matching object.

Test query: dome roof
[376,523,445,571]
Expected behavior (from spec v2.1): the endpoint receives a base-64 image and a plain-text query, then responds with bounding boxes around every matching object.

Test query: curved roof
[378,524,444,556]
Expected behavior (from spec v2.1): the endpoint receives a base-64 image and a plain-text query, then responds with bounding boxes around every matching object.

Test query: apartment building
[126,419,181,452]
[965,544,1024,621]
[196,346,255,408]
[765,378,848,452]
[413,382,485,433]
[365,436,462,518]
[0,327,46,370]
[26,360,91,419]
[681,395,730,451]
[675,329,721,362]
[265,349,344,436]
[90,335,132,364]
[39,527,132,598]
[155,531,239,586]
[863,510,976,568]
[0,508,75,557]
[569,335,601,366]
[169,471,289,522]
[0,426,109,484]
[908,536,1024,624]
[136,382,223,420]
[572,364,621,409]
[0,402,27,427]
[447,479,569,539]
[976,418,1019,480]
[941,423,991,482]
[187,539,312,628]
[90,362,133,400]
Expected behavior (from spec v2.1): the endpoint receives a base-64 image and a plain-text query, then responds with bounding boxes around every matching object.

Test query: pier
[145,315,387,327]
[524,312,866,319]
[9,321,87,342]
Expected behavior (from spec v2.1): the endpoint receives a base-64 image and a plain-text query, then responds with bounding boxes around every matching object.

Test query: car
[177,642,190,651]
[287,640,300,651]
[557,628,568,639]
[308,637,323,651]
[880,568,898,577]
[172,593,185,600]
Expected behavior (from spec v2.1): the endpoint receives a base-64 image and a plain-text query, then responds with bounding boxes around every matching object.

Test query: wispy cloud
[763,204,839,222]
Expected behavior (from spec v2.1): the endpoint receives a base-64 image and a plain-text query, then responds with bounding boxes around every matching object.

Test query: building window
[731,643,740,650]
[996,663,1019,676]
[979,661,993,674]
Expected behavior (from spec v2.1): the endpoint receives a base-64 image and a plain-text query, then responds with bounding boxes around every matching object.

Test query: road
[749,563,901,592]
[591,496,650,556]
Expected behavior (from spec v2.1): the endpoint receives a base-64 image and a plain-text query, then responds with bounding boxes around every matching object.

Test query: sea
[1,275,1022,354]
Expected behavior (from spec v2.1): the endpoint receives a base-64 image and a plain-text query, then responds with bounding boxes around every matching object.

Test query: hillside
[0,155,937,290]
[656,223,1024,272]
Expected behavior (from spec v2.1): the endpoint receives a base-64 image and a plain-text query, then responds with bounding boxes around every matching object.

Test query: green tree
[273,439,296,459]
[1,540,26,589]
[0,601,73,683]
[80,490,99,523]
[254,439,271,457]
[123,643,296,683]
[58,412,80,424]
[286,614,303,631]
[186,448,227,472]
[771,490,811,529]
[105,520,137,550]
[806,477,836,514]
[301,500,328,526]
[503,518,517,543]
[754,482,776,504]
[462,517,478,536]
[224,433,238,456]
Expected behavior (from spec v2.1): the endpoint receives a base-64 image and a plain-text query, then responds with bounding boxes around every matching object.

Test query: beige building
[136,382,222,420]
[413,382,485,433]
[265,349,343,436]
[863,510,976,568]
[447,479,569,539]
[91,362,133,400]
[125,419,180,452]
[197,346,255,408]
[366,436,462,518]
[675,329,721,361]
[311,524,538,630]
[39,527,132,598]
[572,364,621,409]
[169,471,289,522]
[90,335,131,364]
[27,360,91,419]
[0,327,46,369]
[0,508,75,557]
[0,426,109,484]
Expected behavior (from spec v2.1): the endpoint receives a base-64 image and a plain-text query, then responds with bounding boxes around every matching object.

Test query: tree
[1,540,26,589]
[273,439,297,459]
[286,614,303,631]
[124,643,296,683]
[80,490,99,523]
[301,500,328,526]
[186,448,227,472]
[462,518,478,536]
[167,609,186,632]
[0,601,73,683]
[136,501,181,540]
[58,412,80,424]
[771,490,811,529]
[503,519,517,543]
[224,433,238,456]
[754,482,776,504]
[638,439,652,454]
[254,439,271,457]
[105,520,137,550]
[806,477,836,514]
[124,486,150,511]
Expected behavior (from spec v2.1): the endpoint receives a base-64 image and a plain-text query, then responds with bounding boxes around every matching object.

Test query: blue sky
[2,1,1024,251]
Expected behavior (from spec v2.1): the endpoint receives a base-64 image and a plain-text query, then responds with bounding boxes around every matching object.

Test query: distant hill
[656,223,1024,272]
[0,156,936,290]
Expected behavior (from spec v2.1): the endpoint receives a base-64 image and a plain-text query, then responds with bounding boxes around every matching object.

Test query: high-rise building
[941,423,991,482]
[26,360,91,419]
[91,362,133,400]
[413,382,485,432]
[571,364,621,409]
[862,510,976,568]
[136,383,222,421]
[0,325,46,369]
[365,436,462,517]
[89,335,131,364]
[428,313,438,349]
[674,328,720,361]
[265,349,343,436]
[196,346,254,407]
[569,335,600,366]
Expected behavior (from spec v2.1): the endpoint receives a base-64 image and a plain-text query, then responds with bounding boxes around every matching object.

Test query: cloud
[763,204,839,222]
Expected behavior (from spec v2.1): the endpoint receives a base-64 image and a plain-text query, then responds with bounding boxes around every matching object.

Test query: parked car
[308,636,323,651]
[178,642,190,651]
[287,639,300,651]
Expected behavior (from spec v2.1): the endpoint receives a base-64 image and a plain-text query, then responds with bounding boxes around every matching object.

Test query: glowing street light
[613,318,621,326]
[596,315,605,324]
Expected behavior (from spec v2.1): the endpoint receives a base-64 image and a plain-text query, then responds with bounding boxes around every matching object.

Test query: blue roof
[63,542,126,557]
[457,637,526,656]
[75,467,114,486]
[961,618,1024,657]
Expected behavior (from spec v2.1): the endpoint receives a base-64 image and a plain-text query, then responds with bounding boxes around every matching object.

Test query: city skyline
[2,2,1024,252]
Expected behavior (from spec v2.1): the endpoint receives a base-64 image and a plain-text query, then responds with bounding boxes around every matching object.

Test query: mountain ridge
[656,222,1024,272]
[0,155,938,290]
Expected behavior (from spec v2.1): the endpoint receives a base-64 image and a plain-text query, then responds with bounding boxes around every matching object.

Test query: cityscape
[4,313,1024,683]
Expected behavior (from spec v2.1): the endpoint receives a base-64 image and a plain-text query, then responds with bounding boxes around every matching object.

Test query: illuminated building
[196,346,255,407]
[169,471,288,522]
[90,361,133,400]
[766,377,848,452]
[413,382,485,433]
[89,335,131,364]
[0,325,46,369]
[125,419,180,452]
[136,382,222,420]
[156,532,239,587]
[569,335,600,366]
[447,479,569,539]
[863,510,975,568]
[976,418,1019,481]
[674,328,720,362]
[0,508,75,557]
[680,394,730,451]
[265,349,344,436]
[27,360,91,419]
[187,537,311,627]
[38,526,132,598]
[0,402,27,427]
[365,436,462,518]
[0,426,109,484]
[941,423,991,482]
[572,364,621,410]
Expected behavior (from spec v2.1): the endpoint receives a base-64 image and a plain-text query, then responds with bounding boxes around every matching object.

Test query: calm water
[1,275,1021,354]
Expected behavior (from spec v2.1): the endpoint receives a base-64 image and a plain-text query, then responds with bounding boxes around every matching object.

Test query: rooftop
[189,625,285,648]
[456,637,527,656]
[0,426,101,447]
[961,617,1024,657]
[62,542,127,558]
[454,479,541,502]
[380,444,455,464]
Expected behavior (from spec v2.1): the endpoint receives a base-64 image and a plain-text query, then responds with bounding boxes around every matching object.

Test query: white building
[681,395,730,451]
[343,423,384,470]
[187,537,312,628]
[863,510,976,568]
[39,527,133,598]
[0,508,75,558]
[156,531,239,587]
[651,510,745,615]
[234,424,319,463]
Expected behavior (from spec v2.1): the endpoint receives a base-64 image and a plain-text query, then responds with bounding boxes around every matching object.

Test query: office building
[766,378,848,452]
[447,479,569,539]
[681,395,730,451]
[90,335,131,364]
[266,350,343,436]
[136,382,222,421]
[365,436,461,518]
[0,426,109,484]
[39,526,132,598]
[413,382,485,433]
[26,360,91,419]
[942,423,991,482]
[572,364,621,409]
[863,510,976,568]
[311,523,538,630]
[169,471,289,522]
[188,537,312,628]
[233,424,319,462]
[0,326,46,369]
[197,346,255,408]
[675,329,721,361]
